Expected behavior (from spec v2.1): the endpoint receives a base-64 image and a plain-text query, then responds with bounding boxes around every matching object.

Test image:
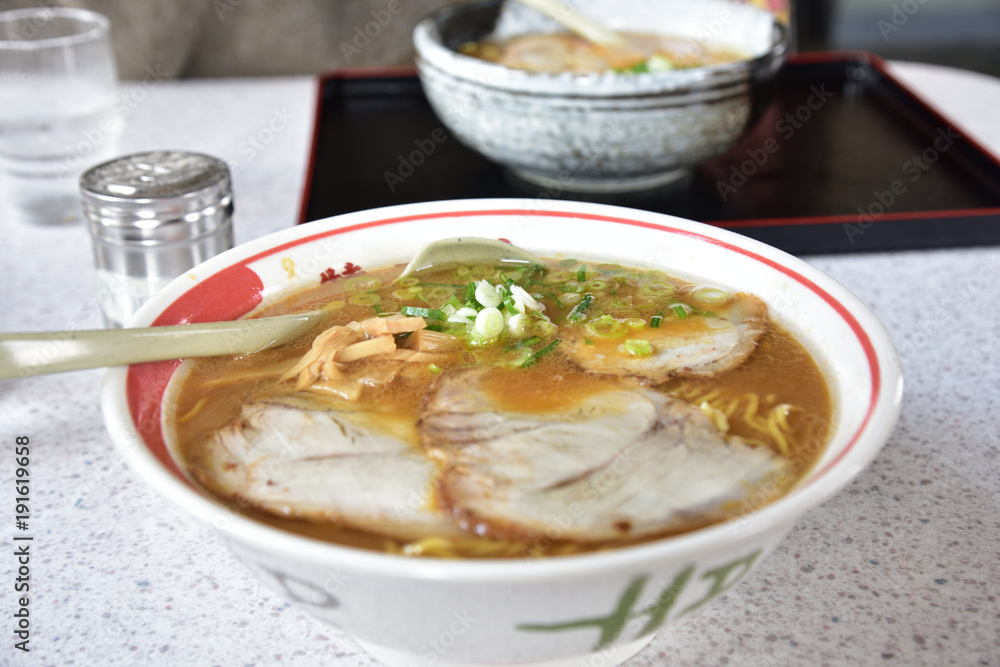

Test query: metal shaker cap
[80,151,233,243]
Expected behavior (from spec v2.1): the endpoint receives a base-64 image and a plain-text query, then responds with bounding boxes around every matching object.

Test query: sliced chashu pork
[199,394,463,541]
[420,368,785,542]
[564,293,768,382]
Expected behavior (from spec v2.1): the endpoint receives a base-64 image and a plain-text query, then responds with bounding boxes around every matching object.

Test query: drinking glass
[0,8,120,225]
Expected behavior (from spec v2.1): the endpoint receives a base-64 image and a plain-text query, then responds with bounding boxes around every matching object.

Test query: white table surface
[2,60,999,667]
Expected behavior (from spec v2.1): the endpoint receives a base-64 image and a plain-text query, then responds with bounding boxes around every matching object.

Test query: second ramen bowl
[413,0,789,193]
[101,199,901,666]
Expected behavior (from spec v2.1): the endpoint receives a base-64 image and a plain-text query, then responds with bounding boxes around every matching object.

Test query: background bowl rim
[412,0,791,96]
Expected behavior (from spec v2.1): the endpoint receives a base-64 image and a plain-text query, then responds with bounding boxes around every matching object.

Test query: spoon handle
[512,0,627,47]
[0,312,322,381]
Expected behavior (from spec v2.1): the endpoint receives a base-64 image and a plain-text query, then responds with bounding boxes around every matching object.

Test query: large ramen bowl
[102,199,901,667]
[413,0,789,193]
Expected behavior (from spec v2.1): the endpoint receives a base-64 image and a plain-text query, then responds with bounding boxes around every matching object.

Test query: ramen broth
[460,32,747,74]
[172,259,831,558]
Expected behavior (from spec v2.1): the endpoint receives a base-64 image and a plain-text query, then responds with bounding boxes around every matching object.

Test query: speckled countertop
[1,62,998,667]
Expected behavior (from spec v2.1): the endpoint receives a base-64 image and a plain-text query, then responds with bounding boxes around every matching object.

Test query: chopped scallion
[349,293,379,305]
[585,314,628,338]
[401,306,446,320]
[464,281,478,308]
[470,264,493,279]
[560,292,583,306]
[646,54,675,72]
[475,307,505,340]
[520,338,561,368]
[475,280,502,308]
[576,265,587,282]
[620,338,654,357]
[640,283,676,298]
[502,292,519,315]
[505,336,540,352]
[692,285,732,304]
[567,293,594,321]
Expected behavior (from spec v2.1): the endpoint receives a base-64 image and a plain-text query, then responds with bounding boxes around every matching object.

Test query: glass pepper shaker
[80,151,235,327]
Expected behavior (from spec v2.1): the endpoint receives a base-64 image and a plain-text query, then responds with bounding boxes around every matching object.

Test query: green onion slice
[585,314,628,338]
[391,288,414,301]
[475,280,502,308]
[470,265,493,279]
[402,306,446,320]
[691,285,732,304]
[620,338,654,357]
[560,292,583,306]
[475,307,505,339]
[640,282,676,297]
[520,338,561,368]
[464,281,478,308]
[567,293,594,321]
[349,293,379,305]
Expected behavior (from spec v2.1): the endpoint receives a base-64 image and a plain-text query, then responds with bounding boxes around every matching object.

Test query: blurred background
[1,0,998,78]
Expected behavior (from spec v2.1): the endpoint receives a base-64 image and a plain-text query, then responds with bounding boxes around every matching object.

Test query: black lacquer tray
[300,52,1000,255]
